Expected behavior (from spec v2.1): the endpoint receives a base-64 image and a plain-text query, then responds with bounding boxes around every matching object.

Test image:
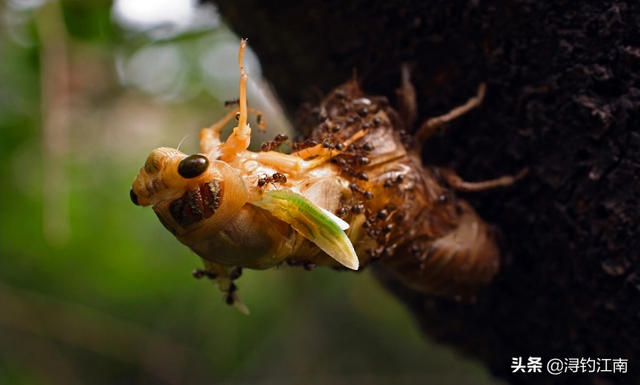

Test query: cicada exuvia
[130,39,526,313]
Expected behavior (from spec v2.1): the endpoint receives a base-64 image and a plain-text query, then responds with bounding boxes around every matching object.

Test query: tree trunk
[210,1,640,383]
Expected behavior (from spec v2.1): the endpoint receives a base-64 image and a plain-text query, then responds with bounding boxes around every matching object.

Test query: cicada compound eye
[130,187,140,206]
[178,154,209,179]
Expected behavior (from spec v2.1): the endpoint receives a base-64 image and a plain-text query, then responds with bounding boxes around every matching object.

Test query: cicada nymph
[130,39,526,313]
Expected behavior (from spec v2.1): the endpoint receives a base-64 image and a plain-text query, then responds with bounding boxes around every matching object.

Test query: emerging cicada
[130,39,526,313]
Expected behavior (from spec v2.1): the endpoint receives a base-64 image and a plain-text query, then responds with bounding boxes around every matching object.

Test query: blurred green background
[0,1,502,384]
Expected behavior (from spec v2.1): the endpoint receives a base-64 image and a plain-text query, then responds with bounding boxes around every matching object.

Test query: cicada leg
[202,260,250,315]
[199,39,267,162]
[253,130,367,174]
[396,63,418,130]
[200,109,239,153]
[199,107,267,154]
[216,38,254,162]
[414,83,486,147]
[439,167,529,192]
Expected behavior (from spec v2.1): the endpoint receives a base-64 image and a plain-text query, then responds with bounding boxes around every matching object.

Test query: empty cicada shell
[130,39,526,313]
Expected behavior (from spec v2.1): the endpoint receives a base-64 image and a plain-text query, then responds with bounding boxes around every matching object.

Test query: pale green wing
[252,190,359,270]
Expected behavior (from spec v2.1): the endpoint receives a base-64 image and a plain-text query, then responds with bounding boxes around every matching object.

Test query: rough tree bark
[209,1,639,384]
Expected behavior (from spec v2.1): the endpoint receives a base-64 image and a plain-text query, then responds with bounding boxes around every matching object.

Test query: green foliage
[61,1,115,43]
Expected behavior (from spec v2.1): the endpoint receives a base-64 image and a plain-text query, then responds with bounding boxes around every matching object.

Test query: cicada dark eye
[178,155,209,179]
[130,187,140,206]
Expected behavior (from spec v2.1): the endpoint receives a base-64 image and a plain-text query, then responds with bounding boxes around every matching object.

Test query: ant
[257,172,288,187]
[261,133,289,152]
[291,138,319,152]
[224,98,239,107]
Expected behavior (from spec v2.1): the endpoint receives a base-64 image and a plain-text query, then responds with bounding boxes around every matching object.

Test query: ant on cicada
[261,133,289,152]
[257,172,287,187]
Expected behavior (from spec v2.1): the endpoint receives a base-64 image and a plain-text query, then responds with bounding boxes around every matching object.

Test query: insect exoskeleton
[131,39,526,313]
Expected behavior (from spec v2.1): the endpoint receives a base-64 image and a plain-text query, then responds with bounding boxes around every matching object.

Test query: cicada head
[130,147,249,237]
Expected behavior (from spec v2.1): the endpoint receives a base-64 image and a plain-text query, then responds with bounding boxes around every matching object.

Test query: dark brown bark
[209,1,640,384]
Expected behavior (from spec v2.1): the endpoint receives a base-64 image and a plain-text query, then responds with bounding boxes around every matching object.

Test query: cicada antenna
[176,134,189,152]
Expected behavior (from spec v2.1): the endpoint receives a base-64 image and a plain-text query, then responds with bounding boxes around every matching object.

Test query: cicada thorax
[294,81,500,298]
[131,146,295,269]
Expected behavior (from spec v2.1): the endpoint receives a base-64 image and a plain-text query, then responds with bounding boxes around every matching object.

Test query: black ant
[292,138,319,152]
[224,98,239,107]
[257,172,288,187]
[261,133,289,152]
